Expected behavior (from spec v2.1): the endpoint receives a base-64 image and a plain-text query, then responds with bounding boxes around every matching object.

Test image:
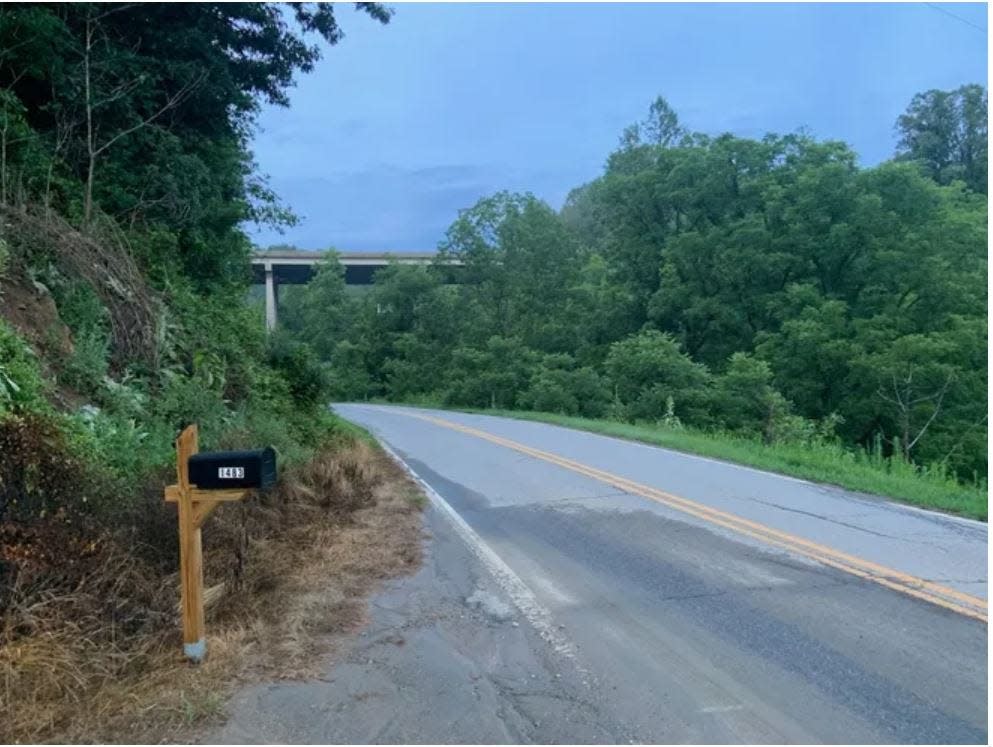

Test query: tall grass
[454,408,987,521]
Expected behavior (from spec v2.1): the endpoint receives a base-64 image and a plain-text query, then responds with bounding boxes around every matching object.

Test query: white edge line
[377,439,583,668]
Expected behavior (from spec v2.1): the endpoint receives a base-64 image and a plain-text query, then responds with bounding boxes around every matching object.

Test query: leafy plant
[0,321,49,415]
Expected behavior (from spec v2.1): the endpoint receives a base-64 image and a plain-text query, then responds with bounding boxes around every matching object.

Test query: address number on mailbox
[188,447,277,490]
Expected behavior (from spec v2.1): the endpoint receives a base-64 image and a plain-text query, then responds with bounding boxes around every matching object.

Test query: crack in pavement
[741,496,943,545]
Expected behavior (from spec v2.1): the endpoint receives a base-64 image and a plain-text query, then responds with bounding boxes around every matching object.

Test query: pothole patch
[466,588,515,623]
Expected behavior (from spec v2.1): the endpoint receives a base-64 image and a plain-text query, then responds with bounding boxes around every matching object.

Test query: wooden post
[175,424,206,662]
[165,424,250,663]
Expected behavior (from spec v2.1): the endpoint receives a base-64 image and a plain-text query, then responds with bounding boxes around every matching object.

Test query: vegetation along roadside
[283,87,987,522]
[459,408,987,521]
[0,4,422,742]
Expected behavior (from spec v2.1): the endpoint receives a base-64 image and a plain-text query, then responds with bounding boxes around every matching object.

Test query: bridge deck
[251,250,443,285]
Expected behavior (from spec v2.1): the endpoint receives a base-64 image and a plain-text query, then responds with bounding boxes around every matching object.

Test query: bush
[713,352,791,442]
[520,369,579,415]
[217,405,315,467]
[60,328,110,394]
[520,365,610,417]
[267,334,329,407]
[0,321,49,415]
[0,236,9,290]
[0,412,113,522]
[153,368,229,433]
[327,340,376,401]
[97,373,149,420]
[73,408,175,487]
[444,337,538,409]
[605,329,714,424]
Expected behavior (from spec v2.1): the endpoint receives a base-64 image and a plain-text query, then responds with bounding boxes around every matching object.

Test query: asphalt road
[215,404,988,744]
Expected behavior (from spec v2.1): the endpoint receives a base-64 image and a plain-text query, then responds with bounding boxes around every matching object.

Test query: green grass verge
[408,404,986,521]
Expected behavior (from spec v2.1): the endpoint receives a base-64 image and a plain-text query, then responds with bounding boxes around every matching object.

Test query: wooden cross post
[165,424,248,663]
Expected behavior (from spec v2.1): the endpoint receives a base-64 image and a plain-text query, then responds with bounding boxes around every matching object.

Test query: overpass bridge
[251,249,445,330]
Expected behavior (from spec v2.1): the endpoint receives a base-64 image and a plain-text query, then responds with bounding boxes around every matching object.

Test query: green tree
[0,3,391,282]
[280,252,354,359]
[278,92,988,483]
[444,336,538,409]
[604,329,713,424]
[713,353,791,442]
[896,84,987,193]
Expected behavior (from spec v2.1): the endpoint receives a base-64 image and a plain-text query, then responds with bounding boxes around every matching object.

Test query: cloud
[248,2,987,250]
[249,164,496,250]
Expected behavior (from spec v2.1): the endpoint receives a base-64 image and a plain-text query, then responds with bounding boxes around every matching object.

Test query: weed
[1,436,426,743]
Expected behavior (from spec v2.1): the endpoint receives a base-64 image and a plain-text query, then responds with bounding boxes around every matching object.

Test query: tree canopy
[282,90,988,483]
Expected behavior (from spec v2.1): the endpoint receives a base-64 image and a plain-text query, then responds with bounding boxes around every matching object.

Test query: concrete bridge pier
[251,250,454,333]
[263,263,278,331]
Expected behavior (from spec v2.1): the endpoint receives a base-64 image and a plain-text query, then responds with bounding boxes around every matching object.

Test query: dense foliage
[0,3,390,518]
[1,10,411,738]
[280,91,988,484]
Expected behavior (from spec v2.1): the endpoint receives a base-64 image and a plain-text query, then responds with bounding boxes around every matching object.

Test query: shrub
[153,368,229,433]
[217,405,315,467]
[97,373,149,420]
[60,328,110,394]
[73,408,175,486]
[0,412,111,522]
[0,321,49,415]
[49,277,108,341]
[267,333,329,407]
[520,365,610,417]
[605,329,714,424]
[444,337,538,409]
[520,369,579,414]
[713,352,791,442]
[327,340,376,401]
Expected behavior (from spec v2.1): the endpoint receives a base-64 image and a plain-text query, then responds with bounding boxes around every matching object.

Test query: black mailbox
[188,447,277,490]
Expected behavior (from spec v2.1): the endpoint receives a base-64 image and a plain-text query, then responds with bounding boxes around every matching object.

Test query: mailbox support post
[175,425,206,662]
[165,424,249,663]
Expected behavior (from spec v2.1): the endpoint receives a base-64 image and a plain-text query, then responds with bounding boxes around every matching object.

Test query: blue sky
[249,2,988,251]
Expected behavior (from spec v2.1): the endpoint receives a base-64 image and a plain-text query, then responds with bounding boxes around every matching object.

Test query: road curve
[335,404,987,744]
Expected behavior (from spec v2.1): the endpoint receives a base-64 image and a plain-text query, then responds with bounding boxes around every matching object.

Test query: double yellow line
[398,410,988,623]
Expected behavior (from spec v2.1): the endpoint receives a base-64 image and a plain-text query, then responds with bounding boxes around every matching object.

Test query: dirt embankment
[1,440,425,743]
[0,267,86,410]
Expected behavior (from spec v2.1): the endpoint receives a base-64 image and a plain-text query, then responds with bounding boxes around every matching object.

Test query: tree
[279,253,353,359]
[713,353,791,443]
[78,5,204,224]
[0,3,392,248]
[619,95,687,149]
[896,84,988,193]
[604,329,713,424]
[644,96,686,148]
[444,336,538,409]
[439,191,584,350]
[280,89,987,482]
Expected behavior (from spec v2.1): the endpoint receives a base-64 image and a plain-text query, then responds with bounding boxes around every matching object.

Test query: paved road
[216,404,988,744]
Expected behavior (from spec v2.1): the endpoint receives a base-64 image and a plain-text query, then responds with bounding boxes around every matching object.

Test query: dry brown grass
[1,441,424,743]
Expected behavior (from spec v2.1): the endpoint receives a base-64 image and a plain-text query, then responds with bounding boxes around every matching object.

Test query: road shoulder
[209,507,627,744]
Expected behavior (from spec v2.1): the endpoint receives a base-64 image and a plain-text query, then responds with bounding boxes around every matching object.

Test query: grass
[1,439,426,743]
[410,404,986,522]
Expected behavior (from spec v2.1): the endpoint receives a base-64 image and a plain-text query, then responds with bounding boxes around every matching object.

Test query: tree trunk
[84,153,95,225]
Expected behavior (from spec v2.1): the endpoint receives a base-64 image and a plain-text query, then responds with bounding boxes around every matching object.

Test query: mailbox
[188,447,277,490]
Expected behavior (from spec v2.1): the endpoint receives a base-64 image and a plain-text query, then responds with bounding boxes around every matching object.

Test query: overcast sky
[248,2,987,251]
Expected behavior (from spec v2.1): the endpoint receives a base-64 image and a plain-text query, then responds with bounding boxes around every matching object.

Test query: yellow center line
[396,409,988,623]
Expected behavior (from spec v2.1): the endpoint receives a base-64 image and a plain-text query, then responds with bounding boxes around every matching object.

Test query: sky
[248,2,988,252]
